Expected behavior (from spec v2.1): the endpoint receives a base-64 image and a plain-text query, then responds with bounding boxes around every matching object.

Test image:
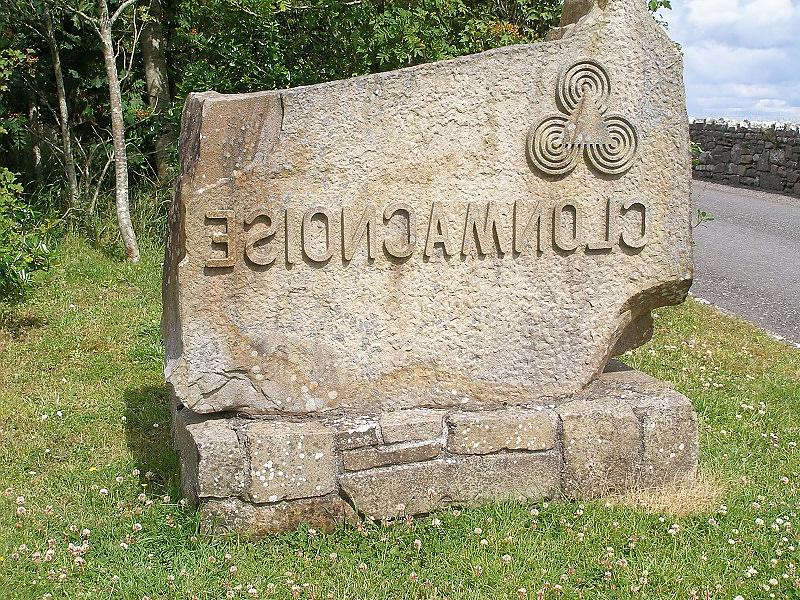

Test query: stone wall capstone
[690,119,800,195]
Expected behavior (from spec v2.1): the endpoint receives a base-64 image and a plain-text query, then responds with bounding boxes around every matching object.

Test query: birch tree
[69,0,141,262]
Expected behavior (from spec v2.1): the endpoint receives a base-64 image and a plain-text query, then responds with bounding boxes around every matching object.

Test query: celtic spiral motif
[525,115,580,175]
[527,60,639,177]
[557,59,611,114]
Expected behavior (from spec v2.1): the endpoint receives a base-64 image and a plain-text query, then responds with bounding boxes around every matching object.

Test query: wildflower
[480,539,488,547]
[473,564,483,576]
[120,542,129,550]
[99,488,109,497]
[474,527,482,535]
[518,588,528,598]
[230,566,238,575]
[431,518,441,527]
[358,562,368,572]
[15,496,24,505]
[409,572,419,583]
[502,554,512,564]
[81,529,91,538]
[413,539,422,550]
[328,553,337,562]
[132,523,143,532]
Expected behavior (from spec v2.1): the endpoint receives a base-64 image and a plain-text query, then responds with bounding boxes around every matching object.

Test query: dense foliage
[0,0,565,294]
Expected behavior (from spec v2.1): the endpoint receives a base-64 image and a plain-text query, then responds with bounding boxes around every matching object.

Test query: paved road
[691,181,800,347]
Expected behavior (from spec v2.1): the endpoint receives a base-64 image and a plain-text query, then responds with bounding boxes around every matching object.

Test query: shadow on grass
[0,306,45,341]
[123,385,182,496]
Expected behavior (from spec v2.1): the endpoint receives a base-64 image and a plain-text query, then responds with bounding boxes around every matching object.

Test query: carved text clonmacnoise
[204,199,650,268]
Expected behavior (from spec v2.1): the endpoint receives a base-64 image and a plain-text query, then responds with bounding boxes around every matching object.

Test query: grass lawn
[0,237,798,600]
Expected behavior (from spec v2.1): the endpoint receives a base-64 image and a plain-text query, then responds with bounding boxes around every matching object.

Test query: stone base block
[173,363,699,536]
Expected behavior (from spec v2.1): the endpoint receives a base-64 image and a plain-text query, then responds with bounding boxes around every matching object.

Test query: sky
[659,0,800,121]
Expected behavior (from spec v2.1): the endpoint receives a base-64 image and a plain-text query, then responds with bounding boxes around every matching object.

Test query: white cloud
[661,0,800,120]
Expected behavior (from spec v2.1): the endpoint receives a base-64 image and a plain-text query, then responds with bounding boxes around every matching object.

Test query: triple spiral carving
[527,60,638,177]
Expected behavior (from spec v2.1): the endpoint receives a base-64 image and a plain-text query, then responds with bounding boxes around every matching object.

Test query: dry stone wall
[176,365,698,535]
[691,119,800,195]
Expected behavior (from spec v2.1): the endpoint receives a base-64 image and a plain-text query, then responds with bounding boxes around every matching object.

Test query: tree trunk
[27,90,43,184]
[42,1,79,206]
[98,0,140,263]
[141,0,172,178]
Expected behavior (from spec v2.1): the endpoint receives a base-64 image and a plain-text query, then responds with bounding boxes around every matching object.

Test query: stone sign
[164,0,699,534]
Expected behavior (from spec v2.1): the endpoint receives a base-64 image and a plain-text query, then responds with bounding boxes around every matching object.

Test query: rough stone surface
[246,421,337,502]
[558,395,641,499]
[342,441,442,471]
[446,408,557,454]
[379,409,445,444]
[339,452,561,517]
[326,416,380,450]
[691,119,800,196]
[631,389,699,484]
[173,409,247,500]
[167,0,700,535]
[201,494,354,536]
[163,0,692,416]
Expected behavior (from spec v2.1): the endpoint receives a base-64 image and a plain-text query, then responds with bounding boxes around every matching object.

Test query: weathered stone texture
[691,119,800,196]
[167,0,701,536]
[246,421,337,502]
[339,452,561,517]
[446,408,557,454]
[163,0,692,417]
[631,390,699,484]
[342,441,442,471]
[201,494,354,536]
[379,409,445,444]
[173,409,248,500]
[326,416,380,450]
[558,396,640,499]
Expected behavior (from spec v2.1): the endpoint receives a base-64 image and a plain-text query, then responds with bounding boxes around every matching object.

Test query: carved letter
[285,208,300,265]
[513,200,545,254]
[244,208,278,266]
[462,202,510,256]
[620,199,649,249]
[553,200,582,252]
[342,205,378,261]
[205,209,236,268]
[424,202,455,257]
[302,206,335,263]
[586,198,615,251]
[383,203,416,258]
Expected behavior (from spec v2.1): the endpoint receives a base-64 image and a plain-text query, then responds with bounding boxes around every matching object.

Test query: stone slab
[379,409,445,443]
[557,395,641,499]
[201,494,354,537]
[163,0,693,416]
[173,409,248,500]
[342,441,442,471]
[326,415,380,450]
[339,452,561,517]
[246,421,337,502]
[446,407,557,454]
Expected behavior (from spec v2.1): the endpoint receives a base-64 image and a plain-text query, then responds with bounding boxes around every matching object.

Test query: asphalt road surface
[691,180,800,347]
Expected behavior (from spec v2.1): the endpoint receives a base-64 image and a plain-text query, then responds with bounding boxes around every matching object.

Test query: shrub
[0,168,54,300]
